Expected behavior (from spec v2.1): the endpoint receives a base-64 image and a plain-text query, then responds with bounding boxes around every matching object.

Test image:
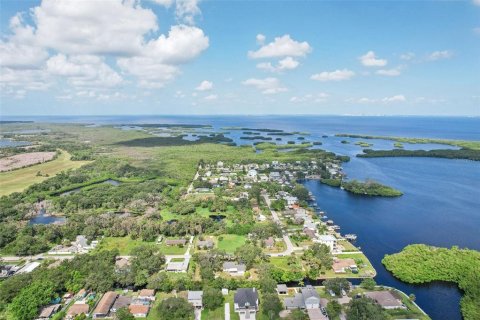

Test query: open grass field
[158,243,188,255]
[95,236,150,255]
[0,150,90,196]
[217,234,247,254]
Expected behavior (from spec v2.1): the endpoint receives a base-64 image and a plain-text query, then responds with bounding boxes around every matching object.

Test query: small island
[320,178,403,197]
[383,244,480,320]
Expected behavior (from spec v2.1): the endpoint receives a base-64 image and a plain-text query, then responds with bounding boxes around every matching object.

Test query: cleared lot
[0,152,56,172]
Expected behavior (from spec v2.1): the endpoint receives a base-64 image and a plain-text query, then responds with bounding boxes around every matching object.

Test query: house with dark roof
[234,288,259,320]
[276,284,288,295]
[165,239,187,246]
[284,286,321,310]
[110,295,131,313]
[197,240,214,249]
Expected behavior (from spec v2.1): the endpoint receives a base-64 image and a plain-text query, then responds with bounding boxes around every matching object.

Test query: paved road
[262,193,300,257]
[187,171,200,194]
[224,303,230,320]
[1,254,75,262]
[194,307,202,320]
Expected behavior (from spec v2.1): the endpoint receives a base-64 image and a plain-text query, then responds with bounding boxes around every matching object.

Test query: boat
[332,225,340,230]
[345,234,357,241]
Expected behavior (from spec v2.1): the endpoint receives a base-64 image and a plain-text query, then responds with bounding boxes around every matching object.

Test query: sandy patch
[0,152,56,172]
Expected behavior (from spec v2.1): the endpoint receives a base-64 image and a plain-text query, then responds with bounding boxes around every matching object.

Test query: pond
[0,139,31,148]
[29,208,66,225]
[209,214,226,221]
[59,179,121,196]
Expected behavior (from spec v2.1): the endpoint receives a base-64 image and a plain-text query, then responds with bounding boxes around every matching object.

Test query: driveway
[224,303,230,320]
[262,194,300,257]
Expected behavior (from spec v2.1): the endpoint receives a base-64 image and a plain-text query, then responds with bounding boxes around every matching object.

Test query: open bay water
[3,115,479,319]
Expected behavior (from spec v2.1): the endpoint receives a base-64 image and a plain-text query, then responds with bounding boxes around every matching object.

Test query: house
[276,284,288,295]
[115,257,130,271]
[197,240,214,250]
[138,289,156,301]
[332,258,357,273]
[188,291,203,308]
[16,261,40,274]
[247,169,258,179]
[129,304,150,318]
[223,262,246,276]
[316,235,337,251]
[304,228,316,239]
[66,303,89,320]
[301,286,321,309]
[166,259,189,272]
[38,304,61,319]
[165,239,187,246]
[285,196,298,206]
[76,289,87,299]
[364,291,405,309]
[111,295,131,313]
[92,291,117,318]
[234,288,259,320]
[264,237,275,248]
[284,286,321,310]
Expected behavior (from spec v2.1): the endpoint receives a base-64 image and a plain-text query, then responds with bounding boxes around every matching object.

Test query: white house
[223,262,246,276]
[316,234,337,251]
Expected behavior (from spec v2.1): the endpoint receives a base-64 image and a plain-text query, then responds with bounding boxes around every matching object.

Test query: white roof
[318,235,336,241]
[17,261,41,274]
[188,291,203,300]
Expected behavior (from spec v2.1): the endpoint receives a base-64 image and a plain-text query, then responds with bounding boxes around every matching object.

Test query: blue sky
[0,0,479,116]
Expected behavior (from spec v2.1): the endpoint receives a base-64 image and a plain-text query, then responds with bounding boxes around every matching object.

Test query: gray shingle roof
[234,288,258,308]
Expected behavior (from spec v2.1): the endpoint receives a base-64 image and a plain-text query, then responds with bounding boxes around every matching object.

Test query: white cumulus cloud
[290,93,328,103]
[359,51,388,67]
[376,67,402,77]
[248,35,312,59]
[242,77,287,94]
[427,50,453,61]
[257,57,300,72]
[256,34,266,45]
[310,69,355,81]
[196,80,213,91]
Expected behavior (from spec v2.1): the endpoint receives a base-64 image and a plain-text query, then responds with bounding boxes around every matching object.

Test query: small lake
[59,179,121,196]
[29,208,66,225]
[0,139,31,148]
[209,214,226,221]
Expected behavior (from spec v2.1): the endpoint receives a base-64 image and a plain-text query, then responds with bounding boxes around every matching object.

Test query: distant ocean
[2,115,479,320]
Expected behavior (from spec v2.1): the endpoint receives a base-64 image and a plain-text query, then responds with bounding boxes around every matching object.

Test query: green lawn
[0,151,91,196]
[322,252,376,278]
[158,243,188,255]
[95,236,152,255]
[217,234,247,254]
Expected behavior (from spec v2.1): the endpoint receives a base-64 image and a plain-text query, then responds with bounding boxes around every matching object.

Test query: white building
[316,235,337,251]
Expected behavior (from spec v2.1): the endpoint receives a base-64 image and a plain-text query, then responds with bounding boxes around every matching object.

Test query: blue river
[3,115,479,319]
